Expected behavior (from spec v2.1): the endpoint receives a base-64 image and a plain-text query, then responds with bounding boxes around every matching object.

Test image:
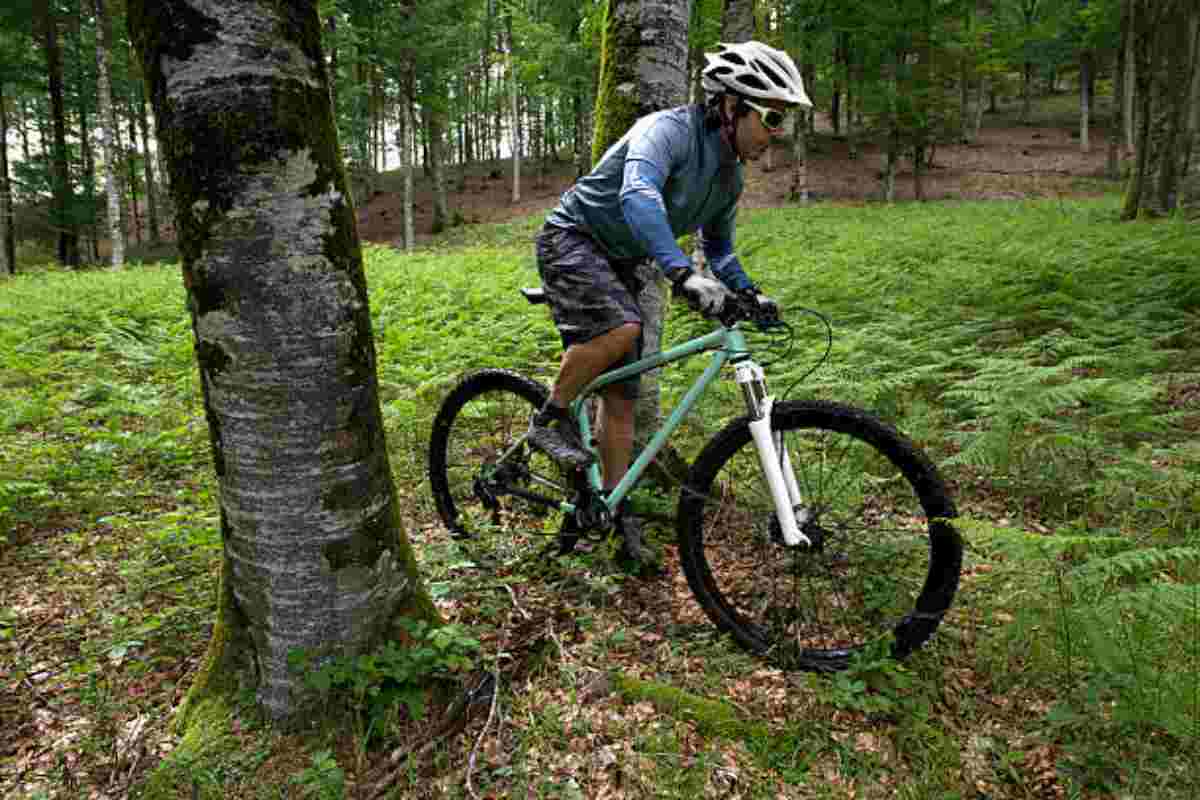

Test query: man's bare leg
[597,383,655,564]
[548,323,641,409]
[597,385,636,492]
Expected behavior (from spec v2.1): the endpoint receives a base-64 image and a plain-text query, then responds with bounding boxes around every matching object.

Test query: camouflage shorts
[535,224,644,398]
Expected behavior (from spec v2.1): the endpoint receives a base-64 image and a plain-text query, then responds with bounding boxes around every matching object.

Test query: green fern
[1067,583,1200,741]
[1071,547,1200,590]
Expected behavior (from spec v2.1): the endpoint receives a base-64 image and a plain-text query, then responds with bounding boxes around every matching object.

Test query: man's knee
[614,322,641,348]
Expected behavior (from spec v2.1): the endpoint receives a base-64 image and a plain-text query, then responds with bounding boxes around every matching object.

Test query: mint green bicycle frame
[562,324,752,516]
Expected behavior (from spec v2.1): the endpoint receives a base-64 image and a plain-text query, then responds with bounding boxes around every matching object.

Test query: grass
[2,192,1199,799]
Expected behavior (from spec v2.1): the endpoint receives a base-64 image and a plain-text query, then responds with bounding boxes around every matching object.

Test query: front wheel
[678,400,961,671]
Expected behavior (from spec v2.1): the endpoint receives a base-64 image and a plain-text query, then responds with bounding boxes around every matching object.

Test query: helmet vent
[757,61,786,88]
[723,52,747,66]
[737,74,768,92]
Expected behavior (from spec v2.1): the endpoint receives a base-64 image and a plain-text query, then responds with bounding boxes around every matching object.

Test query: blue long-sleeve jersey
[544,105,754,291]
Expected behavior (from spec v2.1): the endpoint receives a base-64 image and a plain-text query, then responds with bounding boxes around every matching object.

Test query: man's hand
[674,273,733,316]
[740,287,779,322]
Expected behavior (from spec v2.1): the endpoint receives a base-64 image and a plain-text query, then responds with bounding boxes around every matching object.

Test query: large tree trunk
[593,0,691,470]
[1122,0,1156,218]
[1122,0,1191,218]
[130,0,435,727]
[39,0,80,267]
[1153,4,1192,213]
[95,0,125,268]
[0,79,14,276]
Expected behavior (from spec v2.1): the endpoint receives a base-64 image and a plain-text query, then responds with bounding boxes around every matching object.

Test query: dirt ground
[355,110,1121,249]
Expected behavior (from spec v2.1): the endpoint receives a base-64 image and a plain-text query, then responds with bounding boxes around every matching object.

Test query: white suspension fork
[735,362,811,547]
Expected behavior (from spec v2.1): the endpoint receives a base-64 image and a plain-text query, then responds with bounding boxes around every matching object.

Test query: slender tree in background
[71,4,100,263]
[0,76,13,275]
[1108,0,1128,179]
[721,0,755,43]
[592,0,691,463]
[506,7,521,203]
[38,0,80,266]
[129,0,436,728]
[1122,0,1134,153]
[94,0,124,267]
[0,11,23,276]
[1079,5,1092,152]
[125,96,141,245]
[135,79,161,244]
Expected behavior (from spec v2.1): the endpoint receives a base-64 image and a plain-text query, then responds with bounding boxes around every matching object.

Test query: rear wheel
[678,400,961,671]
[427,370,569,571]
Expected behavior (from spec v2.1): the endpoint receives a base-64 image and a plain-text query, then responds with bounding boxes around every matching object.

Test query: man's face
[725,95,790,162]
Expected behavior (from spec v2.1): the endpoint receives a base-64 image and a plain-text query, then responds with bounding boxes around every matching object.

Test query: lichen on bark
[129,0,438,746]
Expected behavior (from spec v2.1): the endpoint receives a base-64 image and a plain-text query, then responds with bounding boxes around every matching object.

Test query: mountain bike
[427,288,962,670]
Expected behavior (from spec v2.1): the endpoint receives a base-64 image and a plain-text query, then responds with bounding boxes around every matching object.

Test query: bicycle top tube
[575,323,751,403]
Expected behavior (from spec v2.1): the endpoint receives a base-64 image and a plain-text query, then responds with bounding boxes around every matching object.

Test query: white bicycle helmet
[702,41,812,108]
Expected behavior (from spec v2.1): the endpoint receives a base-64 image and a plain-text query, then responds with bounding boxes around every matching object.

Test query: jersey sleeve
[700,201,753,291]
[618,117,692,280]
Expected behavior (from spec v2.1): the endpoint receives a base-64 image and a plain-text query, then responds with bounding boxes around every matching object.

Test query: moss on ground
[611,672,769,740]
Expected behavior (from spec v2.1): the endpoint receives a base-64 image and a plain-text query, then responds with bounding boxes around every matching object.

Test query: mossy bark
[129,0,437,738]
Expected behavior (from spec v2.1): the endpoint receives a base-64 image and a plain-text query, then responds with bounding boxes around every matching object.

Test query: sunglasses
[742,98,789,130]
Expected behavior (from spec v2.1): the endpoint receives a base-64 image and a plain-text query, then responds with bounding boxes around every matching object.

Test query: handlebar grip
[717,294,782,330]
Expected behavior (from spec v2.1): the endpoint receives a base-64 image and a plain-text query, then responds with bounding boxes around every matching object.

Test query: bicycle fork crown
[734,360,769,419]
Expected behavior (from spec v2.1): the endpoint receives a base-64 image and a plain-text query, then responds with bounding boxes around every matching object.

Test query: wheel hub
[769,512,829,550]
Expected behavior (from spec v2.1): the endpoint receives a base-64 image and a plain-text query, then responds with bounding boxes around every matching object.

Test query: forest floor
[355,94,1122,249]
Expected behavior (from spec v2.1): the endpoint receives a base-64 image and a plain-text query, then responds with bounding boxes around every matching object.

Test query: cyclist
[528,41,812,565]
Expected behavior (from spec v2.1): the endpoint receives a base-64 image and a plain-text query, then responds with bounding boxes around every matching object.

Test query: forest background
[0,0,1197,271]
[2,1,1200,799]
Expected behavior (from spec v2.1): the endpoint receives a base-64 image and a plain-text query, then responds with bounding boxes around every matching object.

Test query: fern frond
[1091,582,1200,622]
[1071,546,1200,588]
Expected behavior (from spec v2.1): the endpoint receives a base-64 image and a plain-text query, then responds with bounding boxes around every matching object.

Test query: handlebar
[716,292,783,330]
[667,285,783,331]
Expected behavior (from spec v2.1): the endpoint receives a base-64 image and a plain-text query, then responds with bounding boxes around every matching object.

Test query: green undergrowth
[3,195,1199,797]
